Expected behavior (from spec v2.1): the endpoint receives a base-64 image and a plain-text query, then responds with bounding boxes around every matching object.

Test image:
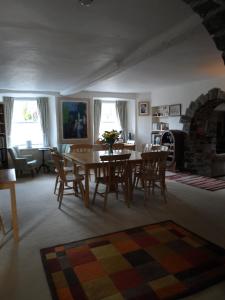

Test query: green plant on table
[102,130,120,145]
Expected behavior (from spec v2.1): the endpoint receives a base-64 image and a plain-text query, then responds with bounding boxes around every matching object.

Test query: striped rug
[166,173,225,191]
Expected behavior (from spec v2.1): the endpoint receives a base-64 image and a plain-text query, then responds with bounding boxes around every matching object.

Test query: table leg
[10,183,19,241]
[84,167,90,208]
[127,163,133,206]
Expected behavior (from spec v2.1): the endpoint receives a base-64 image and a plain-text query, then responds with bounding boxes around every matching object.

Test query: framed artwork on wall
[139,102,149,116]
[169,104,181,116]
[58,97,90,143]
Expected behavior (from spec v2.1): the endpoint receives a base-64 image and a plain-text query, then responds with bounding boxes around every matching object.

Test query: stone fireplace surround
[181,88,225,177]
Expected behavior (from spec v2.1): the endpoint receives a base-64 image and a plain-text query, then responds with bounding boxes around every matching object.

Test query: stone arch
[180,88,225,176]
[182,0,225,65]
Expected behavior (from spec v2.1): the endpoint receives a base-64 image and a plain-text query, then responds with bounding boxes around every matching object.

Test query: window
[99,102,121,137]
[11,100,43,147]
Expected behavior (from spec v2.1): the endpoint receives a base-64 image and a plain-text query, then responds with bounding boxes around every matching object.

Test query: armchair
[8,147,38,177]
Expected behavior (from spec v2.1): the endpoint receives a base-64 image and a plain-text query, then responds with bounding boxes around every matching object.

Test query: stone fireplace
[181,88,225,177]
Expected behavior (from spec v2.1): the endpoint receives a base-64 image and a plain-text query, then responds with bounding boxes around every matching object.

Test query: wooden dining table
[0,168,19,241]
[64,149,142,208]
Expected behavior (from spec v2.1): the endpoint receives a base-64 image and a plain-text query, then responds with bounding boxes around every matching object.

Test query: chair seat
[27,159,38,166]
[64,173,84,182]
[54,166,74,173]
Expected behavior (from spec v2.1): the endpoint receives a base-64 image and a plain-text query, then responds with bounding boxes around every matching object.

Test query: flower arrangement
[102,130,120,145]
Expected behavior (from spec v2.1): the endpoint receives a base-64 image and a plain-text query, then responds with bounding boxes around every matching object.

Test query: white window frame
[11,98,43,148]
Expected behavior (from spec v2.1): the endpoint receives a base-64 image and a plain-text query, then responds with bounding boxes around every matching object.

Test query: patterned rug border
[40,220,225,300]
[166,172,225,191]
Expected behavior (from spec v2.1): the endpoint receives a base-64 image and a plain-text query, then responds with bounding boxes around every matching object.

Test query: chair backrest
[51,152,67,182]
[112,143,124,150]
[13,146,21,157]
[141,151,168,180]
[57,144,71,154]
[70,144,93,153]
[151,145,161,151]
[142,143,152,152]
[99,153,131,184]
[93,143,108,151]
[160,145,169,151]
[8,148,16,160]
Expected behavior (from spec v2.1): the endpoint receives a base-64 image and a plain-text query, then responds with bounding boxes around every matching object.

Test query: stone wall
[182,0,225,65]
[181,88,225,176]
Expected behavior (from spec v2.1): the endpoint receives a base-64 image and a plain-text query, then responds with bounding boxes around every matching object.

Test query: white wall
[135,93,151,150]
[150,76,225,131]
[151,76,225,114]
[127,100,136,139]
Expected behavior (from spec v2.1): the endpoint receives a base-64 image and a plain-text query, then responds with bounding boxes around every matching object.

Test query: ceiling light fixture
[79,0,93,6]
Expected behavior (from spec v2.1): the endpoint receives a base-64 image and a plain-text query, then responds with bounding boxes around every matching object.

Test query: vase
[108,141,114,154]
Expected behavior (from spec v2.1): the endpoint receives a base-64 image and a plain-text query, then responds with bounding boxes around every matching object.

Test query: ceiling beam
[0,89,60,96]
[61,14,201,96]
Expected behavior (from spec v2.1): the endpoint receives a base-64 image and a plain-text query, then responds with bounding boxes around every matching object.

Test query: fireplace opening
[215,104,225,154]
[181,88,225,177]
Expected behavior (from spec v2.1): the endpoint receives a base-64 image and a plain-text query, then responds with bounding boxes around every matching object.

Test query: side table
[38,147,50,173]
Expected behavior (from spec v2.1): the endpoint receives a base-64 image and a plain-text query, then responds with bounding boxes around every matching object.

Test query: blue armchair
[8,147,38,177]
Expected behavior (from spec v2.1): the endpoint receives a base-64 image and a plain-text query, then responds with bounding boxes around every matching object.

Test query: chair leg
[103,185,109,210]
[58,189,63,209]
[160,180,167,203]
[92,182,99,204]
[58,182,64,208]
[143,181,148,205]
[78,181,85,202]
[122,183,129,207]
[73,181,79,197]
[54,175,59,194]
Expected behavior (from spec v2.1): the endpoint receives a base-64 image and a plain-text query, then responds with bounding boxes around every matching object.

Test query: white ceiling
[0,0,225,95]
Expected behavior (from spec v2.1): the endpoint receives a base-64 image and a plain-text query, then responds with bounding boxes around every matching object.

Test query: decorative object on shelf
[152,105,169,117]
[138,102,149,116]
[102,130,120,154]
[169,104,181,116]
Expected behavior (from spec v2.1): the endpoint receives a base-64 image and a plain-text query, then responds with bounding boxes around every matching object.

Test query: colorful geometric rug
[40,220,225,300]
[166,173,225,191]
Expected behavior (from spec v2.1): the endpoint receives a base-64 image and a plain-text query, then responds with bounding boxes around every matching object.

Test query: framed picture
[139,102,149,116]
[169,104,181,116]
[58,97,90,143]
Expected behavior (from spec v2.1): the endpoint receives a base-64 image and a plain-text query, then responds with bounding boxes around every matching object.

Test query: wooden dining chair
[51,152,85,208]
[92,153,131,210]
[142,143,152,152]
[133,151,168,203]
[112,143,125,150]
[70,144,93,153]
[50,150,74,195]
[70,144,94,180]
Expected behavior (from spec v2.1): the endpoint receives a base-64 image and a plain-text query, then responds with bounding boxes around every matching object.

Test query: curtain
[3,97,14,147]
[116,101,127,141]
[37,97,49,146]
[94,100,102,142]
